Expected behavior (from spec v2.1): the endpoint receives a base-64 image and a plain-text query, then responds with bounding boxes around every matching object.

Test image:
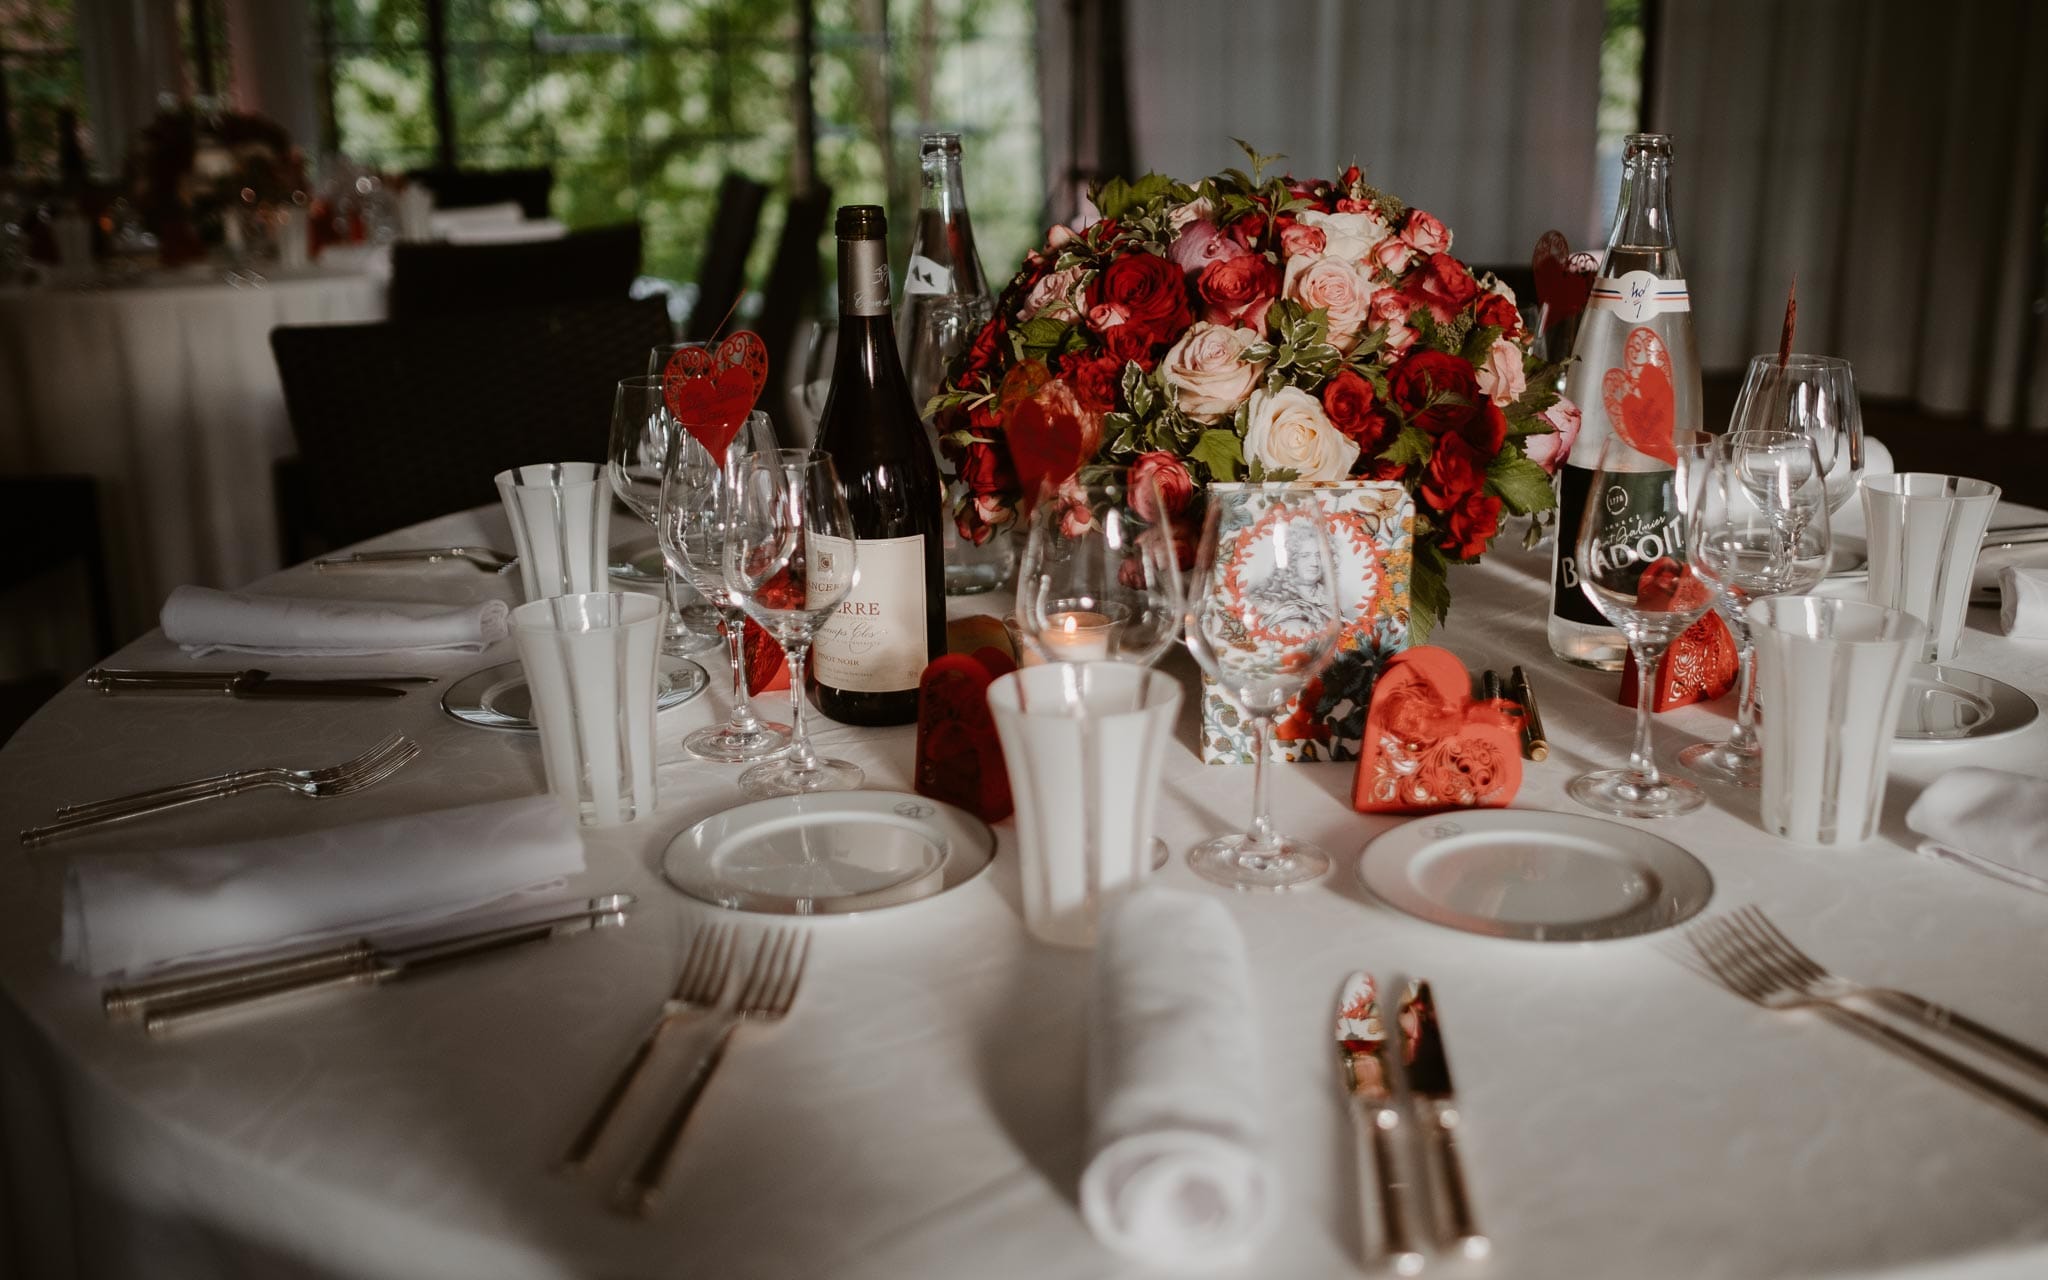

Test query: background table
[0,507,2044,1279]
[0,261,388,639]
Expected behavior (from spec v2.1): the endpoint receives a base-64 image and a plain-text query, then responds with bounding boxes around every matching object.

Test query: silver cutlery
[315,546,518,574]
[108,893,634,1033]
[1982,522,2048,551]
[1401,981,1488,1261]
[21,734,421,847]
[561,923,735,1172]
[618,929,808,1216]
[1681,908,2048,1127]
[87,668,428,698]
[1335,972,1425,1276]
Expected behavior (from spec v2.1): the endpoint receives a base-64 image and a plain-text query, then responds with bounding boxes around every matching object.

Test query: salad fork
[21,735,422,847]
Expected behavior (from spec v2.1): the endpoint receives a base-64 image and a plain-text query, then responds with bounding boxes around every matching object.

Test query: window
[1,0,85,177]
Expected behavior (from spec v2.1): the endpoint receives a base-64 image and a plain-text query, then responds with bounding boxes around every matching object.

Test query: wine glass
[643,343,729,636]
[1678,431,1832,786]
[1728,354,1863,516]
[609,377,720,658]
[722,449,863,798]
[657,410,792,762]
[1014,480,1187,672]
[1182,490,1344,889]
[1570,435,1713,818]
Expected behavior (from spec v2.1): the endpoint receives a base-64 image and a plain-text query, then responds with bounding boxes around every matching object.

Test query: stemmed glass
[1729,354,1863,517]
[608,377,720,658]
[1679,431,1832,786]
[656,411,792,762]
[721,449,863,799]
[1183,490,1344,889]
[1570,435,1712,818]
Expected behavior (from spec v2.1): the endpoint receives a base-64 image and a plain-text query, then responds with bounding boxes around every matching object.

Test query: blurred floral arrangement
[929,143,1579,638]
[124,100,306,263]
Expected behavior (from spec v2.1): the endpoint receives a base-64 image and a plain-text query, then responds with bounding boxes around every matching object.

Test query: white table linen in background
[0,265,388,638]
[1906,767,2048,891]
[0,504,2045,1280]
[161,584,509,656]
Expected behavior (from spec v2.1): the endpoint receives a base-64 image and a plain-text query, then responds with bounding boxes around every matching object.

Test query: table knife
[1336,972,1426,1276]
[1402,981,1489,1260]
[87,668,414,698]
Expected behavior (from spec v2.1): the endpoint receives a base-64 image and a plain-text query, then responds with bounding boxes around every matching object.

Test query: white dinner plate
[440,657,708,732]
[1359,809,1714,942]
[1827,534,1868,579]
[607,540,665,585]
[661,790,997,916]
[1893,664,2040,744]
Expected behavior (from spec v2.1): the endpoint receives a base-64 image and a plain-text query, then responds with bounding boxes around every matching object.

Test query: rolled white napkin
[1832,436,1892,539]
[161,585,507,656]
[1999,567,2048,639]
[61,796,583,976]
[1081,889,1274,1270]
[1906,767,2048,894]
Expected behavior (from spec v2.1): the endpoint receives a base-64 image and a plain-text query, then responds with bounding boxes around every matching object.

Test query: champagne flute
[722,449,863,798]
[608,377,720,658]
[1183,490,1344,889]
[657,411,792,762]
[1570,435,1712,818]
[1728,354,1863,517]
[1680,431,1832,786]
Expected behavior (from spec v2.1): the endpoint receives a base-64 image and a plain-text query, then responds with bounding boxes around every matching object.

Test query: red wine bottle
[812,205,946,726]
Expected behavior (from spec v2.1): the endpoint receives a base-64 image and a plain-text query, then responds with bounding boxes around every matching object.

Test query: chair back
[390,223,643,320]
[406,166,555,220]
[754,183,834,436]
[683,173,770,340]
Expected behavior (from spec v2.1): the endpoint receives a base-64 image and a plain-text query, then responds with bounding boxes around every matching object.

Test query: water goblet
[1729,354,1863,516]
[609,376,720,658]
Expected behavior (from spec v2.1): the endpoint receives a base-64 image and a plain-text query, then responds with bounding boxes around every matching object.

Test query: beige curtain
[75,0,185,173]
[224,0,320,155]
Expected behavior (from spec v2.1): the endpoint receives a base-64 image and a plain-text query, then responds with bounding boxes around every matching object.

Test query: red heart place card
[1353,646,1522,814]
[742,615,789,695]
[915,646,1018,822]
[1615,557,1736,711]
[663,330,769,463]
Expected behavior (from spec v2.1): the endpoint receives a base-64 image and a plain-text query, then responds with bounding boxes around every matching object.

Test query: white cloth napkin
[1080,888,1274,1270]
[1999,567,2048,639]
[61,796,583,976]
[161,585,508,656]
[1906,768,2048,894]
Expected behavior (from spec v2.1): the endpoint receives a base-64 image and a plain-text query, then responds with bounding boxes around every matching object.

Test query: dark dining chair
[269,295,672,552]
[682,173,770,341]
[405,166,555,220]
[752,183,835,435]
[389,223,644,321]
[0,474,117,742]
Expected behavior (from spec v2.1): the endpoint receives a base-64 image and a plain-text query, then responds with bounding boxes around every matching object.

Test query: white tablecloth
[0,507,2045,1280]
[0,264,388,639]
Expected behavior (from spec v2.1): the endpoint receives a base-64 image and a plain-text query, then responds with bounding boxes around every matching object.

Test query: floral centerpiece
[930,144,1578,642]
[125,101,306,264]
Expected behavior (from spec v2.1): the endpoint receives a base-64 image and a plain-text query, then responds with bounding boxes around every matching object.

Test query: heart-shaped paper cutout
[914,650,1015,822]
[1617,560,1736,710]
[1531,229,1592,325]
[1600,325,1677,464]
[663,330,769,463]
[1352,646,1522,814]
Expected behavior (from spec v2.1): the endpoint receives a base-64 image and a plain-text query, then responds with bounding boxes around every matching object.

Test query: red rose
[1197,254,1281,329]
[1419,431,1488,513]
[1320,369,1393,454]
[1229,212,1267,249]
[1063,353,1123,413]
[955,439,1016,498]
[1085,250,1192,344]
[1388,349,1481,436]
[1103,322,1160,369]
[962,311,1010,378]
[1403,253,1481,323]
[1280,219,1326,258]
[1128,451,1194,522]
[1362,455,1409,482]
[1439,492,1504,560]
[1473,289,1521,338]
[1461,401,1507,457]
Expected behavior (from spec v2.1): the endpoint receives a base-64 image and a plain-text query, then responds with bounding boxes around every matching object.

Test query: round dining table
[0,503,2044,1280]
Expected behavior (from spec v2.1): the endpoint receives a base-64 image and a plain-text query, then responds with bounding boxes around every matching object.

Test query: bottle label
[1553,464,1684,625]
[839,239,891,316]
[904,253,953,296]
[811,533,929,693]
[1588,270,1690,321]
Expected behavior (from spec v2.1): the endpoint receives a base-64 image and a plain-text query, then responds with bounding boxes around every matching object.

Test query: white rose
[1475,337,1527,406]
[1160,321,1266,421]
[1168,197,1216,232]
[1243,386,1360,481]
[1283,254,1376,351]
[1300,208,1392,261]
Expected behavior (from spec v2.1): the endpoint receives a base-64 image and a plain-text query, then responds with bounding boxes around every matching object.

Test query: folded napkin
[1999,567,2048,639]
[1081,889,1274,1271]
[161,585,507,656]
[61,796,583,976]
[1906,768,2048,894]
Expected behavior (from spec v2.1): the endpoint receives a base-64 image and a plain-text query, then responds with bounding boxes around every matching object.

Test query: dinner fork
[20,735,422,847]
[1682,910,2048,1127]
[618,929,809,1216]
[315,546,518,574]
[560,924,735,1172]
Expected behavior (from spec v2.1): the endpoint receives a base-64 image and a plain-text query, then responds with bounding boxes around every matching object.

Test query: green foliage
[1382,426,1436,468]
[1486,453,1559,515]
[1091,171,1188,223]
[1408,543,1452,644]
[1190,428,1244,482]
[1120,361,1155,419]
[1242,300,1343,390]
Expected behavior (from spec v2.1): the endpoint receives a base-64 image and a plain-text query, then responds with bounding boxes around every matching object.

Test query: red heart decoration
[914,650,1015,822]
[1352,647,1522,814]
[1616,560,1737,710]
[663,330,769,463]
[740,615,789,694]
[1600,325,1678,464]
[1531,229,1592,325]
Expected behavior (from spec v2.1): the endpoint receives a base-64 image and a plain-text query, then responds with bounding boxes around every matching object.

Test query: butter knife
[1337,972,1425,1276]
[1403,981,1488,1260]
[86,668,412,699]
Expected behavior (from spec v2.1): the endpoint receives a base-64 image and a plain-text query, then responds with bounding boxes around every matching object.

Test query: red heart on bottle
[1531,229,1590,324]
[663,330,769,463]
[1600,325,1678,464]
[1352,646,1522,814]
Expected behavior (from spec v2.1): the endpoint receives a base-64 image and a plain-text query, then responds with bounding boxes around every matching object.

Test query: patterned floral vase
[1199,481,1415,764]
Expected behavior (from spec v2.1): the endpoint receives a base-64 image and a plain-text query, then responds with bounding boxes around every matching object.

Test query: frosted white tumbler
[511,592,661,826]
[495,462,612,603]
[1861,473,2000,662]
[988,662,1183,948]
[1750,597,1926,847]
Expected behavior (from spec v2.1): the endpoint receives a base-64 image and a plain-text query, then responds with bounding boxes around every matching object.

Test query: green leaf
[1015,314,1072,354]
[1486,453,1559,515]
[1383,426,1436,468]
[1121,362,1154,418]
[1408,545,1451,645]
[1231,139,1288,182]
[1459,322,1503,366]
[1191,428,1244,482]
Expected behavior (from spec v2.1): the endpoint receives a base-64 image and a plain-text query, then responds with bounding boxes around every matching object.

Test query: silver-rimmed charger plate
[662,790,996,916]
[440,657,708,732]
[608,540,666,585]
[1359,810,1714,942]
[1893,664,2040,743]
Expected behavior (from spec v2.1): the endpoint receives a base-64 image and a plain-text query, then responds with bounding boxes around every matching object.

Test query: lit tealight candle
[1024,610,1117,666]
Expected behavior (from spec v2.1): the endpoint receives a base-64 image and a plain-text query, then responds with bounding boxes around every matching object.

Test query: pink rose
[1160,321,1266,421]
[1369,286,1418,354]
[1128,451,1195,521]
[1524,397,1581,475]
[1089,302,1127,330]
[1168,198,1215,232]
[1169,219,1248,275]
[1283,255,1375,351]
[1400,209,1451,255]
[1474,337,1527,406]
[1046,224,1077,250]
[1367,235,1415,277]
[1280,221,1327,258]
[1023,264,1087,322]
